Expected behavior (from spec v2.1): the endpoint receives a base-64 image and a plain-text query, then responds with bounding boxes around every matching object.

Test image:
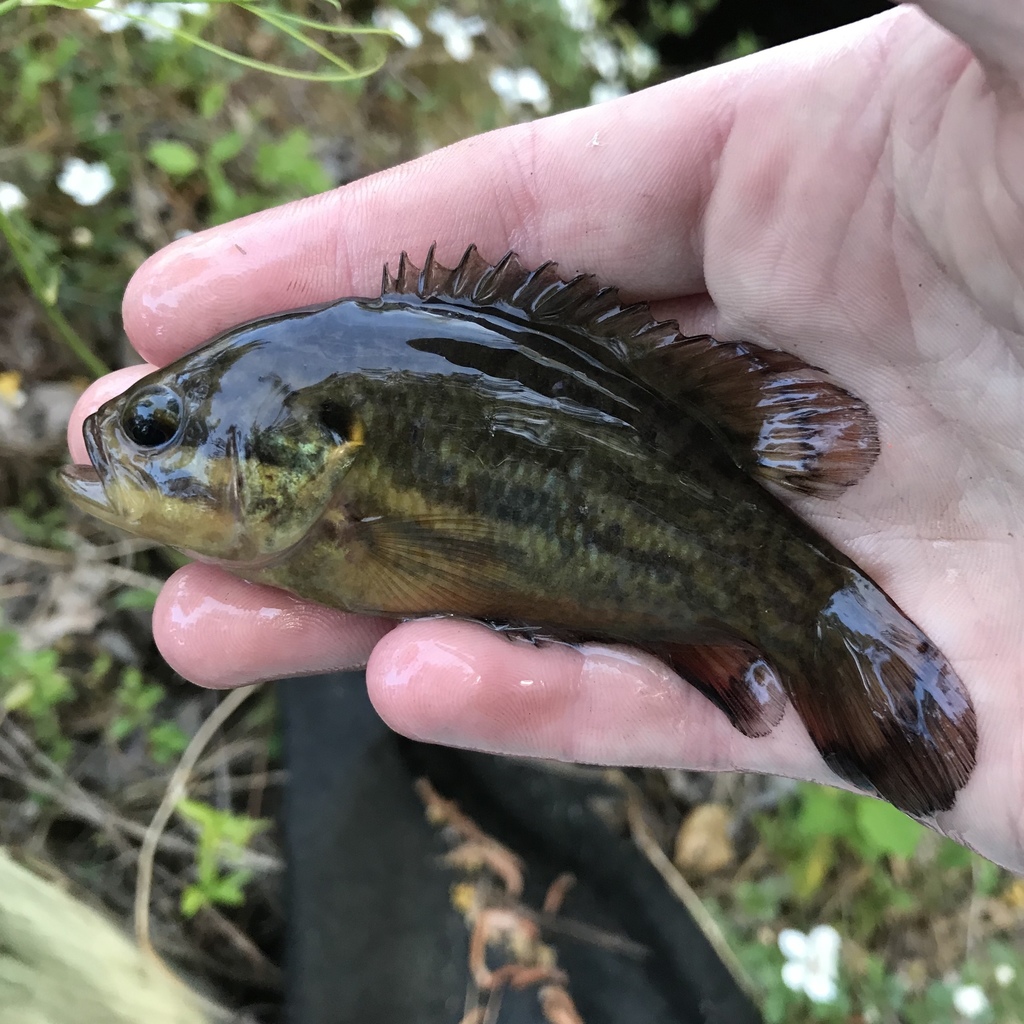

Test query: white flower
[0,181,27,214]
[994,964,1016,987]
[778,925,841,1004]
[427,8,486,63]
[57,157,115,206]
[952,984,989,1018]
[589,80,627,105]
[82,1,207,39]
[581,35,620,80]
[558,0,595,33]
[373,8,422,49]
[622,40,657,81]
[83,0,132,33]
[136,3,183,42]
[488,67,551,115]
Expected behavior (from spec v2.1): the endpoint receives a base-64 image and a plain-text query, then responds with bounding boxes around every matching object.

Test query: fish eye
[120,386,183,448]
[318,400,353,442]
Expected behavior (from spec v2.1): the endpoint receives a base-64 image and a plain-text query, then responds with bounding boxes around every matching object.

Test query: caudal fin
[789,574,977,817]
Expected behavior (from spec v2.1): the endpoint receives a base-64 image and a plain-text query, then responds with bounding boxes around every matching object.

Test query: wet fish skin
[58,246,977,817]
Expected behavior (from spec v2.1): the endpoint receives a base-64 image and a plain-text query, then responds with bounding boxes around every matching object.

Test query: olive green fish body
[59,246,977,817]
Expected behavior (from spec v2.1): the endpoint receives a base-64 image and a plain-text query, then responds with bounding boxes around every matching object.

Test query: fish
[58,245,977,817]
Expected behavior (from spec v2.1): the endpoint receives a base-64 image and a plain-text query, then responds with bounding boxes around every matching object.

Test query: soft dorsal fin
[632,336,880,497]
[381,246,879,497]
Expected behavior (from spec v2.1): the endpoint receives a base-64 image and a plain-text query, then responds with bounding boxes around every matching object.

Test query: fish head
[59,331,365,567]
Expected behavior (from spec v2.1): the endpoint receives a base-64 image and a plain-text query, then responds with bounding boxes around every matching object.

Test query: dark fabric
[280,673,762,1024]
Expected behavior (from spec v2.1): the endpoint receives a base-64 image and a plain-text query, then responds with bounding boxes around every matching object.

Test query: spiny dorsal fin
[381,244,679,353]
[382,246,879,497]
[632,336,880,497]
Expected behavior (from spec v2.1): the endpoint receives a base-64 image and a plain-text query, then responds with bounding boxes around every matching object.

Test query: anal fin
[656,642,787,738]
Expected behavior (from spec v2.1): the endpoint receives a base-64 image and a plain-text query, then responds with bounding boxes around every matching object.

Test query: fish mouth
[57,413,118,519]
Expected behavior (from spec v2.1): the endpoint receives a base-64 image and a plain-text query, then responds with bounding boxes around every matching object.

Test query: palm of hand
[691,12,1024,865]
[68,5,1024,868]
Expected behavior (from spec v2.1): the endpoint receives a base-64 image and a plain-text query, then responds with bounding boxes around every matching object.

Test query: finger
[367,620,1024,872]
[367,618,825,781]
[152,563,393,688]
[66,365,154,463]
[121,10,899,367]
[914,0,1024,81]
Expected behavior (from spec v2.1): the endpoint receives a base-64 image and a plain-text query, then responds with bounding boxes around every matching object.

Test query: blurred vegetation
[0,1,1021,1022]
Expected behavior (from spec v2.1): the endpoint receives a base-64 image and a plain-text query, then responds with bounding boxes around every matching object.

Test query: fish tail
[787,573,977,817]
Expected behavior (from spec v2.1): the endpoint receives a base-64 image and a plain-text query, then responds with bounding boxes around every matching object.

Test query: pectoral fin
[346,513,522,617]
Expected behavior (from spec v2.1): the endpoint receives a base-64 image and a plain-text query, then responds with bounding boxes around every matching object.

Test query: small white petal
[589,80,627,105]
[442,29,474,62]
[623,40,657,80]
[512,67,550,113]
[808,924,842,965]
[781,961,808,993]
[778,929,809,960]
[137,4,181,42]
[804,971,839,1004]
[459,15,486,37]
[488,67,517,105]
[57,157,115,206]
[994,964,1015,987]
[373,8,422,49]
[176,2,209,15]
[426,7,457,35]
[952,984,990,1018]
[428,9,485,62]
[581,36,620,80]
[558,0,594,33]
[82,0,131,33]
[0,181,27,214]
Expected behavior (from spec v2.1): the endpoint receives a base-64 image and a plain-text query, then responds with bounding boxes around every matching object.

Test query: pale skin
[68,1,1024,868]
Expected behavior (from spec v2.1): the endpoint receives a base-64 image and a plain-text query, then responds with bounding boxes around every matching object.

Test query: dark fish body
[59,247,977,816]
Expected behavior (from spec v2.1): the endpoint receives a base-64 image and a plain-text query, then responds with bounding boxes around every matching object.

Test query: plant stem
[0,210,109,378]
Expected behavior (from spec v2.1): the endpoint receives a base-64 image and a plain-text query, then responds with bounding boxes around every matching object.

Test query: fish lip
[57,412,115,516]
[57,460,112,514]
[82,411,110,476]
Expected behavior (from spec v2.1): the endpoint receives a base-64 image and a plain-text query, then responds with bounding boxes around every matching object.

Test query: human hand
[68,1,1024,868]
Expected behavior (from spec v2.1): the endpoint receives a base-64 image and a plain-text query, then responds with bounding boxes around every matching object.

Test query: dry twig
[606,768,758,1000]
[135,684,263,956]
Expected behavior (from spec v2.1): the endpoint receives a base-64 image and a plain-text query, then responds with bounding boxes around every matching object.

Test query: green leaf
[854,799,924,860]
[207,130,246,167]
[180,884,207,918]
[199,82,227,119]
[147,139,200,177]
[795,784,850,839]
[148,721,189,764]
